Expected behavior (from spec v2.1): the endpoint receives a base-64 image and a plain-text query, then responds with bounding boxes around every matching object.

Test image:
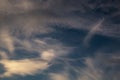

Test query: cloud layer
[0,0,120,38]
[0,0,120,80]
[0,31,71,77]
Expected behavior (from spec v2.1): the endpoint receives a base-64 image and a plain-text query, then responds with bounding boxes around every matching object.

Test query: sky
[0,0,120,80]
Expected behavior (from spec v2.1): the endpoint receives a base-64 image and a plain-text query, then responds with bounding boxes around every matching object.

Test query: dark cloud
[0,0,119,39]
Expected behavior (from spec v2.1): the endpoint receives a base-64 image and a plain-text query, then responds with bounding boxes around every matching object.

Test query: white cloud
[0,59,49,77]
[41,49,55,61]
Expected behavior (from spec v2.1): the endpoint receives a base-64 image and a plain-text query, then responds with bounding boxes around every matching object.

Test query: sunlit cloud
[0,33,71,77]
[49,72,69,80]
[0,59,49,77]
[41,49,56,61]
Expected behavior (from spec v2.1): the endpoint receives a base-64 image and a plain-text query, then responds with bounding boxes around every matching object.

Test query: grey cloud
[0,0,120,39]
[0,0,120,79]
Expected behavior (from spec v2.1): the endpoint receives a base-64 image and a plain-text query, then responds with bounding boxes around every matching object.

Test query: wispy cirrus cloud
[78,57,103,80]
[83,18,104,47]
[48,53,120,80]
[0,29,14,53]
[0,34,71,77]
[77,53,120,80]
[0,0,119,79]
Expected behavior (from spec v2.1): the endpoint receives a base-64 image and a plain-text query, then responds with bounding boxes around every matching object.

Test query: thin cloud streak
[83,18,104,47]
[0,29,15,53]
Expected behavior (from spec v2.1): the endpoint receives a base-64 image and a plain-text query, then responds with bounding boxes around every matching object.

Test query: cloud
[77,53,120,80]
[0,35,71,77]
[0,29,14,53]
[47,53,120,80]
[0,0,119,79]
[0,59,49,77]
[78,57,103,80]
[14,38,71,55]
[0,51,8,60]
[0,0,44,14]
[83,18,104,46]
[49,72,69,80]
[48,55,103,80]
[0,0,120,39]
[41,49,56,61]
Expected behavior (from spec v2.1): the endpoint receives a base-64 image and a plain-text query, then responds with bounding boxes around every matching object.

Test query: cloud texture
[0,0,120,80]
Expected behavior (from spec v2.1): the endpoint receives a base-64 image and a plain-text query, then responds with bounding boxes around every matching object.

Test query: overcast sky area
[0,0,120,80]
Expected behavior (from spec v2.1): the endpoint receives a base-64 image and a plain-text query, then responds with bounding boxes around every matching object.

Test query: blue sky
[0,0,120,80]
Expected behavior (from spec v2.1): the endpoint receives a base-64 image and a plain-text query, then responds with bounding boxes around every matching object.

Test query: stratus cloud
[0,59,49,77]
[0,0,40,14]
[0,0,120,39]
